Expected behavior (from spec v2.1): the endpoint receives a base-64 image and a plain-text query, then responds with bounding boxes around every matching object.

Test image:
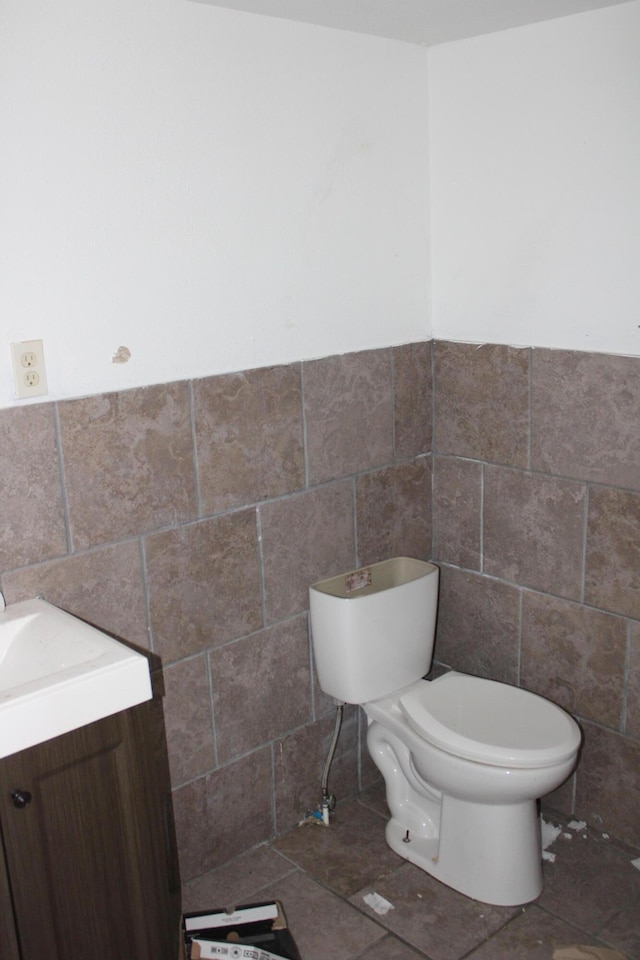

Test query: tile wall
[1,338,638,882]
[0,343,432,883]
[431,341,640,848]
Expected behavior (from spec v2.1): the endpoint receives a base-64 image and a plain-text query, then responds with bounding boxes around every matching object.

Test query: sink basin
[0,597,152,759]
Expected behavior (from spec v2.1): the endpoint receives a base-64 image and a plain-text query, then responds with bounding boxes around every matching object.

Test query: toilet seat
[400,673,581,768]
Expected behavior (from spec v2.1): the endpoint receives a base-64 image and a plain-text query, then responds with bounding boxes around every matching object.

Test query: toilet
[309,557,581,906]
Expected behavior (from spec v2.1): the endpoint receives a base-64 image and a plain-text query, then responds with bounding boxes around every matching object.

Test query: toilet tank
[309,558,439,704]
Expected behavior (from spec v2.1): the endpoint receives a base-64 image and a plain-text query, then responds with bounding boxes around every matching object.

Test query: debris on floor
[363,891,395,915]
[541,816,563,862]
[182,901,301,960]
[566,819,589,839]
[566,820,587,832]
[298,808,326,826]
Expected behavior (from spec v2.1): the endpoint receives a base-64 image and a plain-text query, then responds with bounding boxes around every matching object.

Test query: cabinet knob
[11,789,32,809]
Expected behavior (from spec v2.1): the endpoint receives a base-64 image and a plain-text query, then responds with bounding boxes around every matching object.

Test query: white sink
[0,597,152,760]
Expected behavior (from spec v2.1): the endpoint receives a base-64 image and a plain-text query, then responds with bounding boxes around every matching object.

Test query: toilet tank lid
[400,673,582,768]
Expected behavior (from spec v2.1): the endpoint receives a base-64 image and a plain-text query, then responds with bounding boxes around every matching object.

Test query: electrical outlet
[10,339,48,399]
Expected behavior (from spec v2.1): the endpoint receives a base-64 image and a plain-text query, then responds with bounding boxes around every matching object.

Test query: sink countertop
[0,598,152,760]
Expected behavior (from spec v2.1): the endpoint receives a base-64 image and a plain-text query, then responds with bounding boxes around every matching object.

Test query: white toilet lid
[400,673,581,768]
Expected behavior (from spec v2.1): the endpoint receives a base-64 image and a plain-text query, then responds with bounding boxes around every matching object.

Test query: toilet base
[385,795,543,906]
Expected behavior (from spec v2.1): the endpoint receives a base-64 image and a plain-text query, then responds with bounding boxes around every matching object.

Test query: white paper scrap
[363,892,395,916]
[541,817,562,850]
[632,857,640,872]
[567,819,587,831]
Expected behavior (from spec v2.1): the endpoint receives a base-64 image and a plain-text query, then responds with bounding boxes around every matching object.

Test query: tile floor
[182,783,640,960]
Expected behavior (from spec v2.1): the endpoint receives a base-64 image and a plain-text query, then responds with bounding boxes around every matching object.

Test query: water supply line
[320,702,344,825]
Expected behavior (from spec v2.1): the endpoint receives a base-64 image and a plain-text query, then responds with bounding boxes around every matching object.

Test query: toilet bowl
[365,671,580,904]
[309,558,582,906]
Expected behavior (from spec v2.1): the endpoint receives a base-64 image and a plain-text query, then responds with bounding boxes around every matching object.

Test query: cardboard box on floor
[181,901,302,960]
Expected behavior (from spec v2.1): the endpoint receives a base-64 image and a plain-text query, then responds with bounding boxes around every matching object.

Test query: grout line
[430,338,436,453]
[269,742,277,838]
[580,484,590,605]
[188,380,203,518]
[138,535,153,652]
[205,647,220,770]
[516,587,523,686]
[527,346,533,471]
[255,505,267,629]
[53,401,74,554]
[299,360,310,490]
[352,477,360,568]
[479,461,485,574]
[390,346,397,461]
[621,620,631,734]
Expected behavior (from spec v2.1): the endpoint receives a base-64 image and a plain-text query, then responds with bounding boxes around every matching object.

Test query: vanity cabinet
[0,696,180,960]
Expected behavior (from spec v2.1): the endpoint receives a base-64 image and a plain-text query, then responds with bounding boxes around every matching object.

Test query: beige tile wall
[432,341,640,848]
[0,342,432,883]
[1,338,638,879]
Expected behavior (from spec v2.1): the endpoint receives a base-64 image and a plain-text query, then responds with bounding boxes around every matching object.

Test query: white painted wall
[429,1,640,356]
[5,1,636,410]
[0,0,430,407]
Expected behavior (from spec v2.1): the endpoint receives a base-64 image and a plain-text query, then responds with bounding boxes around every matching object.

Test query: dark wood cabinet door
[0,822,20,960]
[0,701,179,960]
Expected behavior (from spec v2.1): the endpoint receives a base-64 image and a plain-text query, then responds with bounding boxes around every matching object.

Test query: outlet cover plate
[10,339,48,399]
